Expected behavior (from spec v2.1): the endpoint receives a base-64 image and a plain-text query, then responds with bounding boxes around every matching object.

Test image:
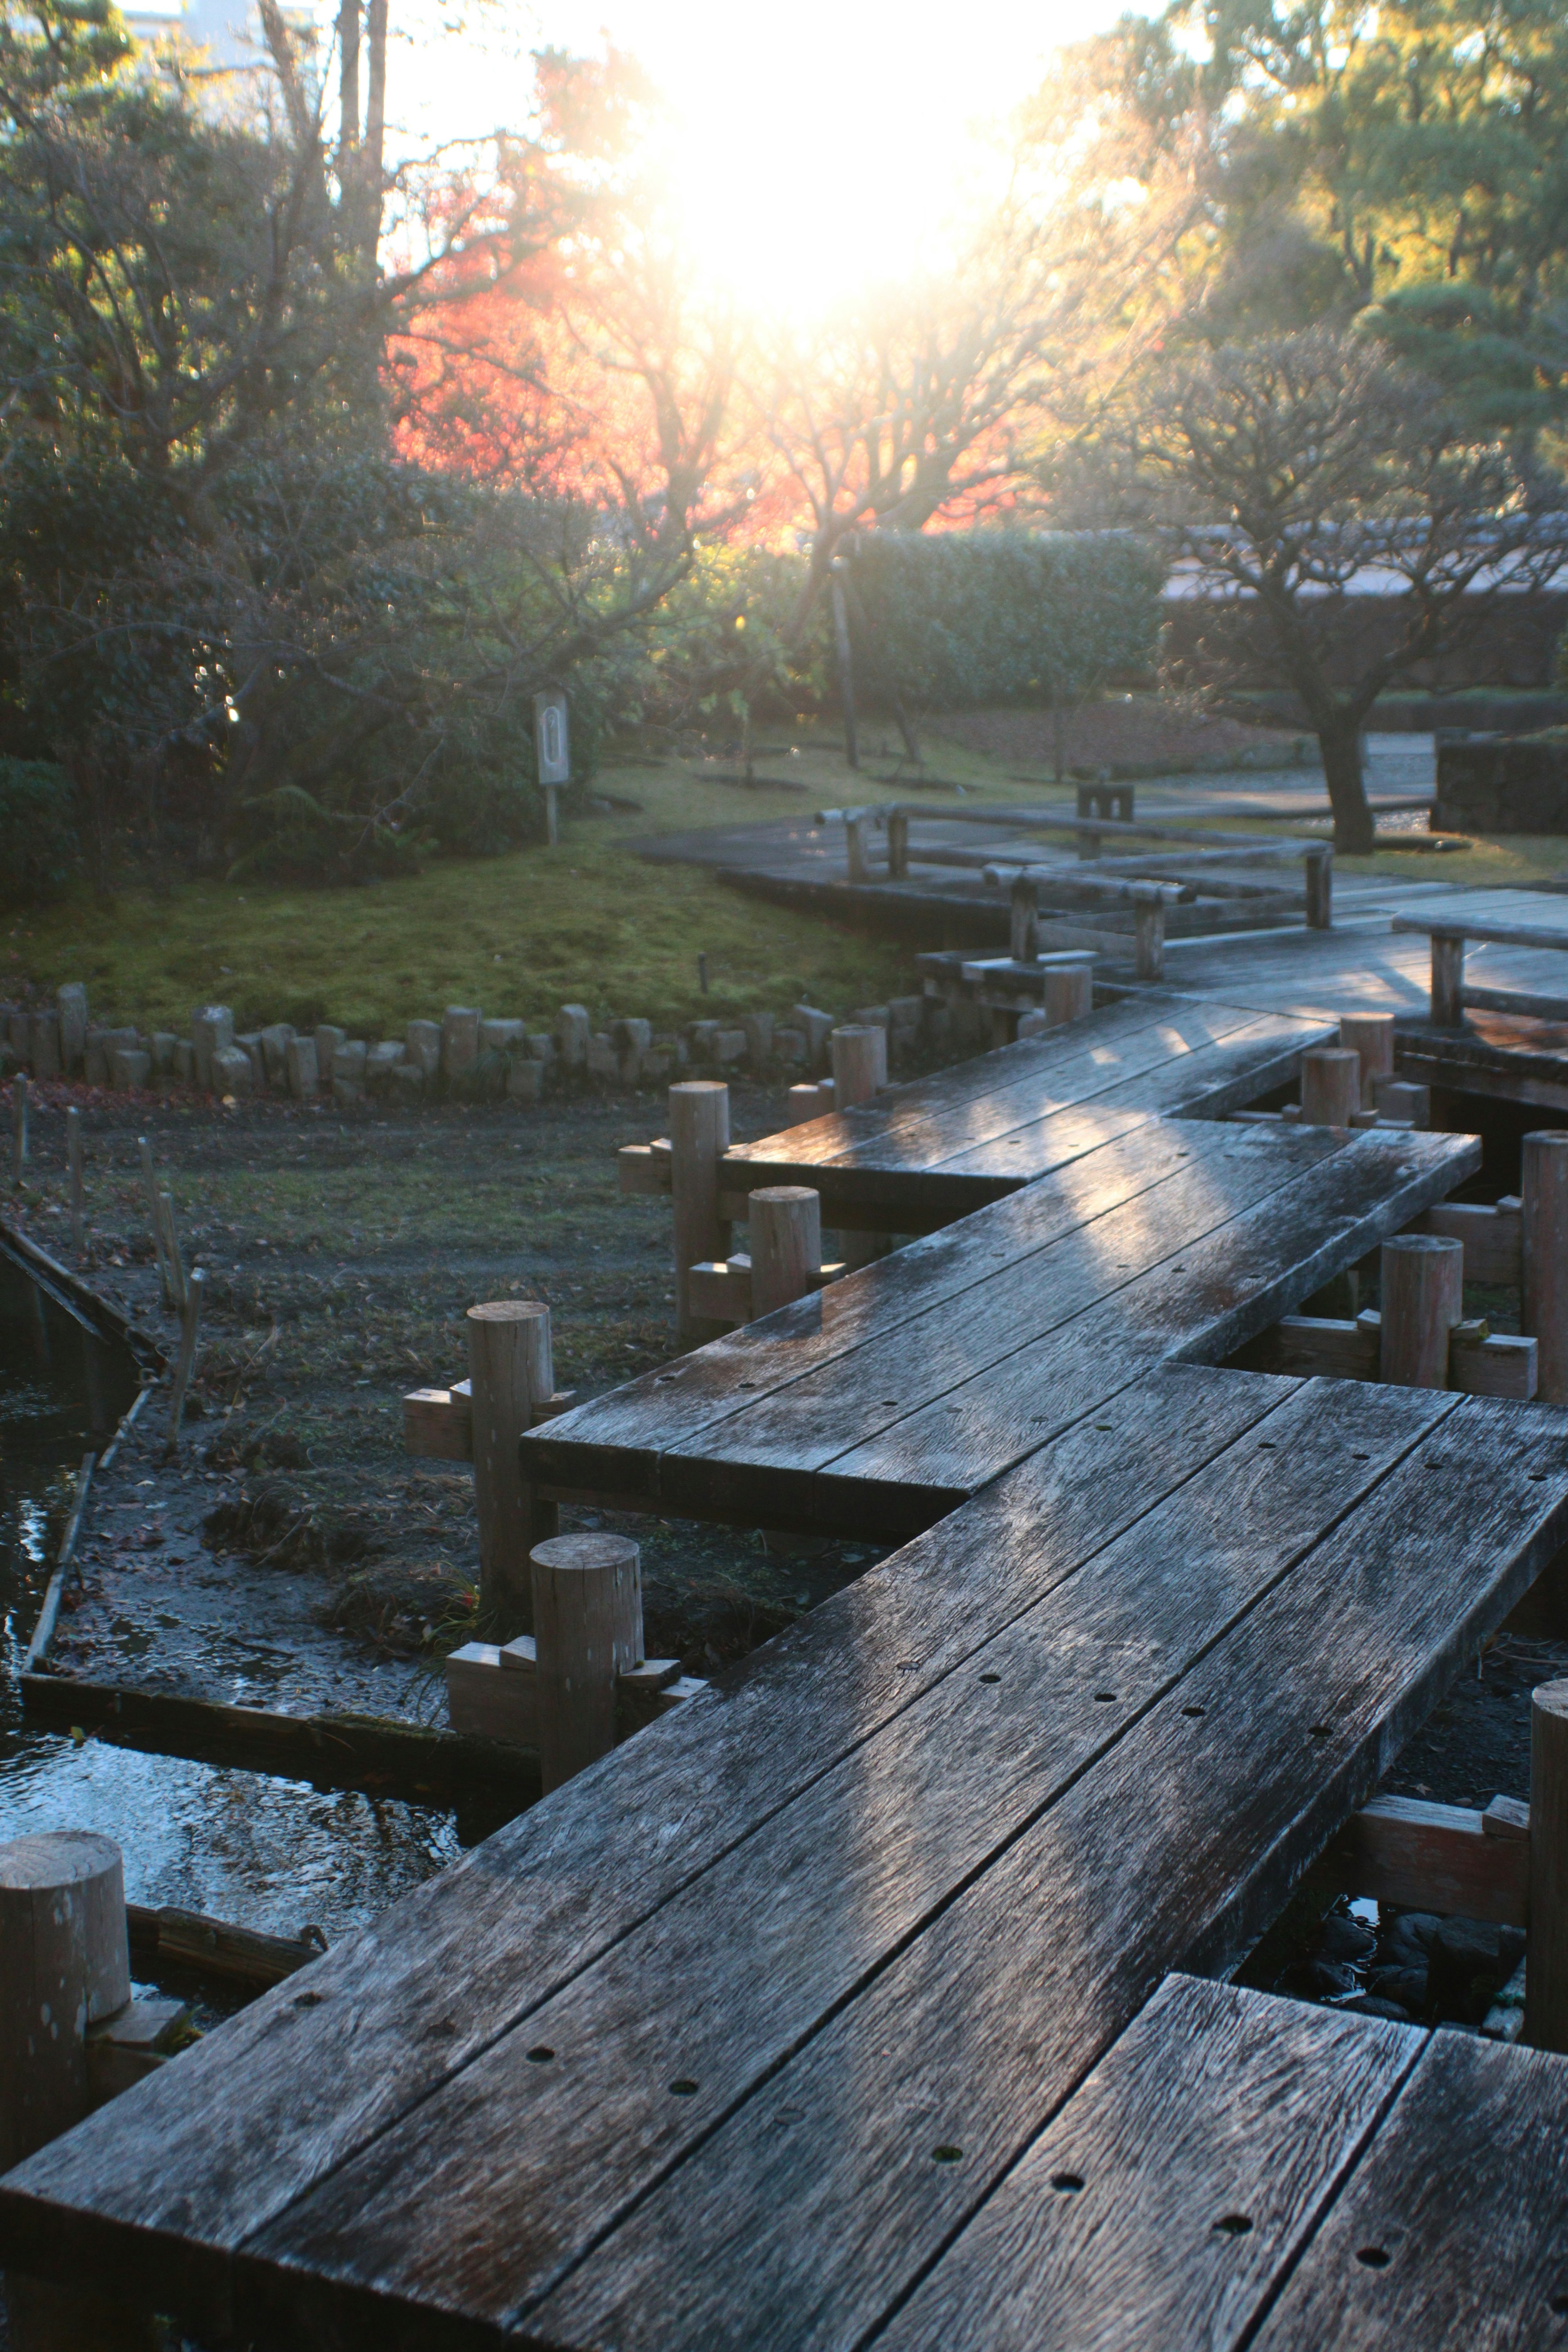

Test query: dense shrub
[851,530,1163,711]
[0,759,80,904]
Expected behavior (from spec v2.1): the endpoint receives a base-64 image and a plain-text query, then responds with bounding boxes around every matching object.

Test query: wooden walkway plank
[226,1379,1457,2343]
[1251,2029,1568,2350]
[670,1129,1478,1532]
[879,1975,1423,2352]
[0,1364,1295,2333]
[513,1397,1568,2352]
[526,1120,1338,1519]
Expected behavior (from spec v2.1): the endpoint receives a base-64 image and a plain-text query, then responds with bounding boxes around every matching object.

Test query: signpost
[534,688,570,847]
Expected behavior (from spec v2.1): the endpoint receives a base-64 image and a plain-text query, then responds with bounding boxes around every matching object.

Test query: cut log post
[1044,964,1093,1027]
[844,813,868,885]
[467,1301,555,1630]
[1431,932,1466,1027]
[829,1024,886,1110]
[1299,1046,1362,1128]
[67,1107,84,1256]
[786,1083,825,1126]
[163,1267,203,1448]
[1339,1011,1396,1109]
[1304,844,1333,930]
[58,983,87,1076]
[1528,1679,1568,2052]
[1132,886,1165,983]
[1523,1131,1568,1406]
[887,809,909,880]
[11,1071,26,1187]
[749,1187,823,1317]
[671,1080,731,1343]
[531,1533,643,1794]
[156,1190,187,1315]
[1379,1234,1463,1389]
[0,1830,129,2171]
[1375,1077,1430,1128]
[1009,873,1037,964]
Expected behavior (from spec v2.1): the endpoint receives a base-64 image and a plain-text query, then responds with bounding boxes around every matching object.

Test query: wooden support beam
[1523,1132,1568,1405]
[1299,1047,1361,1127]
[617,1142,672,1196]
[1412,1200,1522,1286]
[1432,932,1466,1027]
[1528,1680,1568,2050]
[1325,1794,1528,1927]
[671,1081,731,1344]
[1376,1077,1430,1127]
[687,1259,754,1323]
[1009,873,1037,964]
[1132,886,1165,983]
[829,1024,886,1109]
[1304,842,1333,929]
[0,1831,129,2172]
[531,1534,643,1794]
[1449,1325,1537,1399]
[749,1188,823,1319]
[468,1301,555,1631]
[1044,963,1094,1027]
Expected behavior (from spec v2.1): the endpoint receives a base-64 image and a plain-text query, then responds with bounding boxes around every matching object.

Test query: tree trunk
[361,0,388,267]
[1318,714,1375,856]
[338,0,360,173]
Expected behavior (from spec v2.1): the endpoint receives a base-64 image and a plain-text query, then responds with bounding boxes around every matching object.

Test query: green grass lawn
[9,716,1564,1039]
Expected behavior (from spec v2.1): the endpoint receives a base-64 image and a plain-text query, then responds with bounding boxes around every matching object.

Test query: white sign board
[534,689,570,786]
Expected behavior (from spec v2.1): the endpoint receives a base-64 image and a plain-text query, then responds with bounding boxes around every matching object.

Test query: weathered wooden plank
[1322,1792,1529,1925]
[652,1125,1356,1533]
[0,1364,1292,2336]
[516,1397,1568,2352]
[1251,2030,1568,2349]
[226,1380,1459,2343]
[526,1118,1323,1515]
[879,1976,1423,2352]
[1392,911,1568,952]
[1409,1199,1522,1286]
[819,1130,1477,1515]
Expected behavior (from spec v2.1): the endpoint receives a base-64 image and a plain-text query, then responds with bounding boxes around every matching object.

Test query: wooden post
[1133,887,1165,983]
[1299,1046,1361,1127]
[1339,1011,1396,1109]
[67,1107,84,1255]
[1044,964,1093,1027]
[887,809,909,880]
[467,1300,554,1631]
[830,1024,886,1111]
[787,1082,825,1125]
[137,1138,172,1307]
[0,1831,129,2171]
[164,1268,203,1448]
[1431,932,1466,1027]
[671,1080,731,1343]
[544,782,559,848]
[1304,844,1333,930]
[1379,1234,1463,1389]
[845,813,869,885]
[1009,873,1038,964]
[749,1187,822,1318]
[11,1071,26,1186]
[1528,1679,1568,2053]
[157,1190,188,1315]
[1523,1131,1568,1406]
[531,1533,642,1794]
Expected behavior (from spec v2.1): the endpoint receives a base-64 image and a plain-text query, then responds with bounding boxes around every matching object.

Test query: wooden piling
[164,1268,203,1448]
[67,1107,84,1255]
[531,1533,642,1793]
[671,1080,731,1343]
[11,1071,26,1186]
[887,810,909,880]
[1304,844,1333,930]
[1523,1131,1568,1405]
[749,1188,822,1318]
[845,813,868,885]
[786,1082,824,1126]
[1299,1046,1361,1127]
[1009,874,1037,964]
[1379,1234,1463,1388]
[0,1830,129,2171]
[1044,965,1093,1027]
[157,1190,188,1314]
[1132,887,1165,983]
[1339,1012,1396,1109]
[1528,1679,1568,2052]
[467,1300,554,1629]
[829,1025,886,1110]
[1431,933,1466,1027]
[137,1138,172,1307]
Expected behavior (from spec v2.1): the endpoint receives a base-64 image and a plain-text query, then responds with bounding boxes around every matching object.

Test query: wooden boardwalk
[9,880,1568,2345]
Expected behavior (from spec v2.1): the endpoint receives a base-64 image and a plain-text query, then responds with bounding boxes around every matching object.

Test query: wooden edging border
[0,1216,165,1370]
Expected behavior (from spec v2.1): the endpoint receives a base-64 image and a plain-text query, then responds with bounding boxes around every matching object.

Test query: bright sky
[388,0,1132,309]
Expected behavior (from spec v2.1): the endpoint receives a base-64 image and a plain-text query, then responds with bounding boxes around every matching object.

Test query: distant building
[120,0,316,117]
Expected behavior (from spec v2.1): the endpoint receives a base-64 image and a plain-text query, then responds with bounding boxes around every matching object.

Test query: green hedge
[851,530,1163,710]
[0,760,80,905]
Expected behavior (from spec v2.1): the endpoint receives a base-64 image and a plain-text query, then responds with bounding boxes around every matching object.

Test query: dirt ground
[12,1075,893,1722]
[928,699,1307,774]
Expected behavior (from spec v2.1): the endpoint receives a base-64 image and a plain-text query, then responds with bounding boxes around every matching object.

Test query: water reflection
[0,1255,465,1942]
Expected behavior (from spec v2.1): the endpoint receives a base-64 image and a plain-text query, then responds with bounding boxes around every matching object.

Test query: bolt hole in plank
[1051,2172,1085,2194]
[1094,1691,1116,1703]
[1182,1706,1206,1719]
[1357,2247,1392,2269]
[1551,2295,1568,2316]
[931,2147,963,2165]
[293,1992,321,2010]
[1309,1724,1332,1738]
[979,1673,1001,1685]
[670,2080,698,2097]
[527,2047,554,2065]
[1213,2214,1253,2237]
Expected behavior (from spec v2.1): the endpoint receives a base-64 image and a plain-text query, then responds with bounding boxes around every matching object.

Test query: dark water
[0,1258,464,1951]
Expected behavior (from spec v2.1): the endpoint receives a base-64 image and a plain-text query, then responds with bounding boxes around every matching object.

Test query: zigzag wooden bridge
[8,976,1568,2346]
